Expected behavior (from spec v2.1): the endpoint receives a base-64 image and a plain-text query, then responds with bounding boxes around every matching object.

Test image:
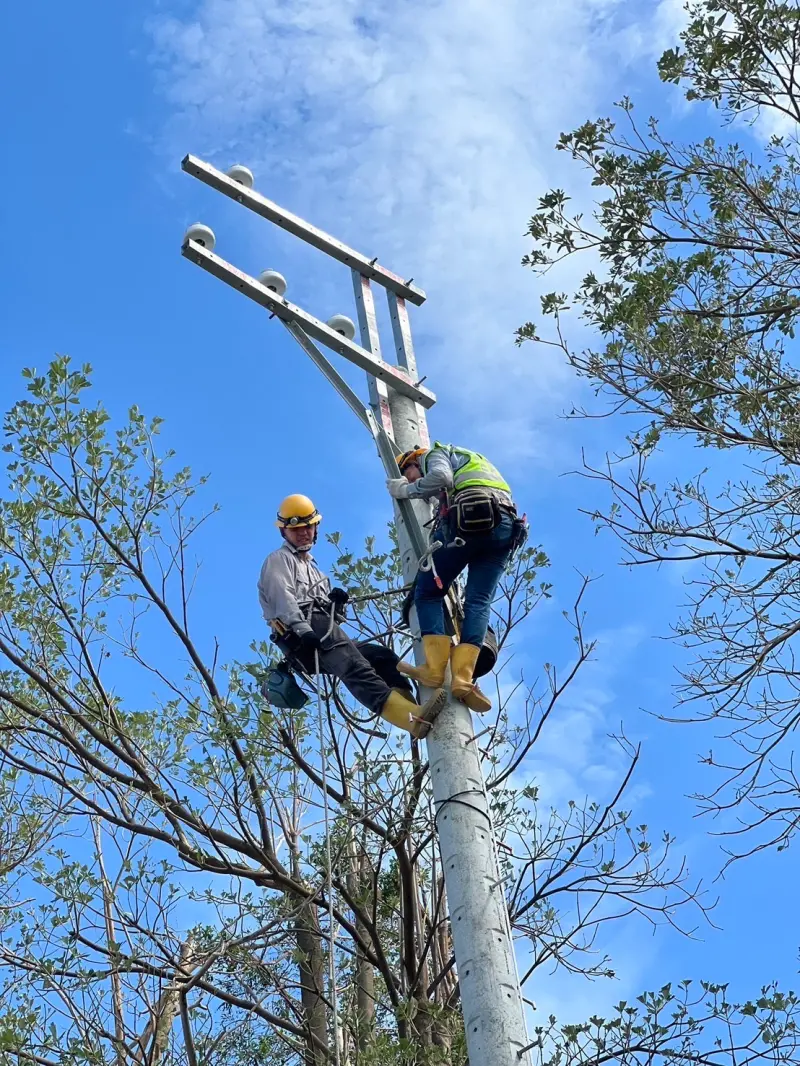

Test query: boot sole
[452,687,492,714]
[413,688,448,738]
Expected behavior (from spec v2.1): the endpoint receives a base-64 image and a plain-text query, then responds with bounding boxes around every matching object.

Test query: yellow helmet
[276,494,322,529]
[397,447,427,473]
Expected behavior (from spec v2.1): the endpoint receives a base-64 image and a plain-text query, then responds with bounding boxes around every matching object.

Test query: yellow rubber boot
[398,634,453,688]
[450,643,492,713]
[380,687,448,739]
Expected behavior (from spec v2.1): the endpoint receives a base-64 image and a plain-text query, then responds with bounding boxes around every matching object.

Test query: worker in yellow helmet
[258,494,446,738]
[387,444,526,713]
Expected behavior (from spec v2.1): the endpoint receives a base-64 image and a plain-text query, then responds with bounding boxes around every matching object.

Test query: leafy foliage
[521,0,800,861]
[0,359,705,1063]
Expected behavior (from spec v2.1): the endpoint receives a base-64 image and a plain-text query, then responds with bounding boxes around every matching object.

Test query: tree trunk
[403,836,436,1050]
[348,838,375,1049]
[295,900,329,1066]
[92,819,126,1066]
[136,939,195,1066]
[355,925,376,1037]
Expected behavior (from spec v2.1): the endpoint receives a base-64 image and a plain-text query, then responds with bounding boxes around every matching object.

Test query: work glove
[328,587,349,606]
[387,477,411,499]
[298,630,322,654]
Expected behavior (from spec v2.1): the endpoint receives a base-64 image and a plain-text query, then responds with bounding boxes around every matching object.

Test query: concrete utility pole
[180,155,532,1066]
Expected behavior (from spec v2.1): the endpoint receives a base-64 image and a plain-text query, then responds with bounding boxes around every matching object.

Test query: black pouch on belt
[451,488,500,537]
[270,623,302,656]
[511,515,529,554]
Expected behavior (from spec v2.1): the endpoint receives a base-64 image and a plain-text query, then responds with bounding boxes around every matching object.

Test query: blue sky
[2,0,797,1028]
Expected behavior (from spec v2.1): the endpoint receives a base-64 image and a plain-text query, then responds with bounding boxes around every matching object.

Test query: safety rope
[315,649,342,1066]
[417,540,444,588]
[349,584,413,604]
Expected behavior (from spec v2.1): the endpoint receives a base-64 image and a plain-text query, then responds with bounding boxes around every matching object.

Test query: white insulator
[327,314,356,341]
[227,164,254,189]
[183,223,216,252]
[258,269,287,296]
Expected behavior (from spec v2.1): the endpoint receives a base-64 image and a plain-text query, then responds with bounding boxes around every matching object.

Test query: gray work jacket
[257,543,331,636]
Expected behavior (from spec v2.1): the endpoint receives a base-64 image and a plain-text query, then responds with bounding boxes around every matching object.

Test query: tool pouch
[450,488,500,537]
[261,660,309,710]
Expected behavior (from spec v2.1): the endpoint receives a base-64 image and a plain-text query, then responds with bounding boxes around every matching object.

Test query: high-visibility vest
[422,442,511,496]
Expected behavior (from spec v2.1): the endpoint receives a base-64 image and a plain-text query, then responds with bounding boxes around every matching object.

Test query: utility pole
[180,155,532,1066]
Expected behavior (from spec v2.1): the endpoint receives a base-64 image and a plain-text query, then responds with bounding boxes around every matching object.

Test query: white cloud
[651,0,690,58]
[493,608,650,811]
[528,922,659,1024]
[149,0,679,471]
[515,621,650,808]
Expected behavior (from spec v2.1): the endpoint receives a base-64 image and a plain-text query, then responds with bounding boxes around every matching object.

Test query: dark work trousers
[278,609,393,716]
[357,641,414,697]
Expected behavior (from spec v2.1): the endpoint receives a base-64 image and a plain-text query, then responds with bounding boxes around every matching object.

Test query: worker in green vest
[387,443,524,713]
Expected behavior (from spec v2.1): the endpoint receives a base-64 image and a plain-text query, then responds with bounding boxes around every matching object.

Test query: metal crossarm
[282,321,374,435]
[182,239,436,409]
[183,154,427,306]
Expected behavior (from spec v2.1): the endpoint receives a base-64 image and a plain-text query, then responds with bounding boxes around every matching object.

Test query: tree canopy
[0,359,710,1064]
[521,0,800,862]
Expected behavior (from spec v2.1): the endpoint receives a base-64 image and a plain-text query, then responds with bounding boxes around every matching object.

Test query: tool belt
[268,595,341,649]
[269,614,326,666]
[441,489,528,564]
[510,512,529,556]
[446,487,521,538]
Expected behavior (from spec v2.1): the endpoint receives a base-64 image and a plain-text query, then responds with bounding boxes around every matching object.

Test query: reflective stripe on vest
[423,441,511,495]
